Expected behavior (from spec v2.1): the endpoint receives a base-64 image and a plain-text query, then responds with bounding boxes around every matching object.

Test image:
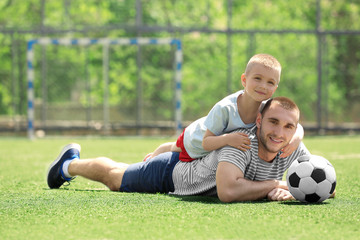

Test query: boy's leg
[170,144,181,152]
[151,142,180,159]
[68,157,129,191]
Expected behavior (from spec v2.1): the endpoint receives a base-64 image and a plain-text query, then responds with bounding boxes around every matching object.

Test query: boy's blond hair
[245,54,282,82]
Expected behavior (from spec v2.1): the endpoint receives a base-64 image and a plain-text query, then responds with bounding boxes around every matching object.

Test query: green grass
[0,135,359,240]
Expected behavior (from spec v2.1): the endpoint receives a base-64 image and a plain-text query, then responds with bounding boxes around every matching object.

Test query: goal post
[26,37,183,139]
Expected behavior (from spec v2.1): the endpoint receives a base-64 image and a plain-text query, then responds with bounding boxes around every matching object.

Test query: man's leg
[47,143,81,189]
[68,157,128,191]
[47,144,179,194]
[120,152,179,193]
[72,152,179,193]
[47,143,128,191]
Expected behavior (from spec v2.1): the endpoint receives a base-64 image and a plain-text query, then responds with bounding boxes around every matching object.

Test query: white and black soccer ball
[286,155,336,203]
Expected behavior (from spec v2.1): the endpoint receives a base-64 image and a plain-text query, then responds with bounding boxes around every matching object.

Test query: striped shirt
[170,127,310,196]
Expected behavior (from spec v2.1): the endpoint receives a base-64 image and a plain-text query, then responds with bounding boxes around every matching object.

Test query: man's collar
[249,125,257,140]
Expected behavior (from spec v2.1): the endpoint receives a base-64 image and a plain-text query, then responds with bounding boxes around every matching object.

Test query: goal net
[26,38,182,139]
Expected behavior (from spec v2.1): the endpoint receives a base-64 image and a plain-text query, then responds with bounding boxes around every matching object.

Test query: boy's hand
[280,135,301,158]
[281,123,304,158]
[227,132,251,151]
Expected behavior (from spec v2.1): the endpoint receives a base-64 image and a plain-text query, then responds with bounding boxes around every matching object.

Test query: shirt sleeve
[203,103,229,135]
[217,146,250,174]
[285,142,311,169]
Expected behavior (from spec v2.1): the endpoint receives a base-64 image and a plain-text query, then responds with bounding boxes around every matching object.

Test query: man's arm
[216,162,289,202]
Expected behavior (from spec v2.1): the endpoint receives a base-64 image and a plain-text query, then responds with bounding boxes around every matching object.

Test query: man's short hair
[245,54,282,79]
[261,97,300,121]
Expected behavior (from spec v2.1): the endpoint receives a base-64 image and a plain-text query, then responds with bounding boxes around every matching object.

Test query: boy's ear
[241,74,247,88]
[256,112,262,128]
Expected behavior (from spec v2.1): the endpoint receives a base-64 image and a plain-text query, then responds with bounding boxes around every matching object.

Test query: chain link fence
[0,0,359,137]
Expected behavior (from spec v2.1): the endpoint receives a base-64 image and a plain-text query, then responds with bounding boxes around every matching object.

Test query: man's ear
[256,112,262,128]
[241,74,246,88]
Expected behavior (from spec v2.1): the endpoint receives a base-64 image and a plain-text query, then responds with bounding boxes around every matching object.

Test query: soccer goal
[26,37,182,139]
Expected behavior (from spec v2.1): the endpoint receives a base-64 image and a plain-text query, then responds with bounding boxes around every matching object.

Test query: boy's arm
[202,129,251,152]
[280,123,304,158]
[216,162,290,202]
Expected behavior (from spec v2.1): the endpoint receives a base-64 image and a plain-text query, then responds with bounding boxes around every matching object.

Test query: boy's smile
[241,63,280,102]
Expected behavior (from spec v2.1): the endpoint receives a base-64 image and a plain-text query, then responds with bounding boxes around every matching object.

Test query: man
[47,97,310,202]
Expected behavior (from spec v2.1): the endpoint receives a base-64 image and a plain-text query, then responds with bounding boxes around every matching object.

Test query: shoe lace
[63,177,76,187]
[63,181,71,187]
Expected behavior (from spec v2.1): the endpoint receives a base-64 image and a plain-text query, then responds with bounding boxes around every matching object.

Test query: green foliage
[0,34,12,114]
[0,0,359,123]
[232,0,317,29]
[0,136,359,239]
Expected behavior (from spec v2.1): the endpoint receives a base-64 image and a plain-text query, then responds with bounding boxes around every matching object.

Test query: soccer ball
[286,155,336,203]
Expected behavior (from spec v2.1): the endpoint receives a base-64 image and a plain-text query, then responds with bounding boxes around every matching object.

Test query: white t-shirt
[183,90,255,159]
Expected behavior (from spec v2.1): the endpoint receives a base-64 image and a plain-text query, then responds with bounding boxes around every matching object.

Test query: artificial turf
[0,135,359,239]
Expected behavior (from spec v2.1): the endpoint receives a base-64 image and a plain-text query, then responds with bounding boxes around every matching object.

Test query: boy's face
[241,63,280,102]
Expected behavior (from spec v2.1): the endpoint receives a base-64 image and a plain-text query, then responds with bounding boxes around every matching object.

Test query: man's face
[257,103,298,154]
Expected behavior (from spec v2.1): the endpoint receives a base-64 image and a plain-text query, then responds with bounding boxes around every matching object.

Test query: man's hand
[226,132,251,151]
[276,180,289,190]
[216,162,286,202]
[267,188,294,201]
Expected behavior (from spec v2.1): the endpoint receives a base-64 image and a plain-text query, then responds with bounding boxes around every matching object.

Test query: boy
[145,54,303,162]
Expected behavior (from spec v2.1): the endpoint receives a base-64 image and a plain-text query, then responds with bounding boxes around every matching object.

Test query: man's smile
[269,136,283,144]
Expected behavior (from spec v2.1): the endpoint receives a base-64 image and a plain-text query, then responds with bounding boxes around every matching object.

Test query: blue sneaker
[47,143,81,189]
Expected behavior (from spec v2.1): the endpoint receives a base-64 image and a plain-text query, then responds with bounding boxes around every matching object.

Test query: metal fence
[1,0,360,137]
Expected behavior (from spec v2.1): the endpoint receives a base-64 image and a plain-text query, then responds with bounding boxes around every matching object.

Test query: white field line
[311,151,360,160]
